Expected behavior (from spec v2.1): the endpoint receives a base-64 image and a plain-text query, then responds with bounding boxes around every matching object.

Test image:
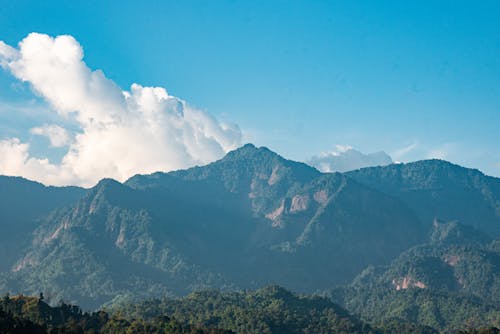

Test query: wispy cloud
[391,141,418,161]
[30,124,71,147]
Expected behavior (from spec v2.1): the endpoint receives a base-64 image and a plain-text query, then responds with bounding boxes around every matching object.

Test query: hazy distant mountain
[308,146,393,173]
[346,160,500,236]
[0,176,85,271]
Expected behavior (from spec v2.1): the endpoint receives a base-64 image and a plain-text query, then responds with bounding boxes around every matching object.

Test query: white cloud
[308,145,393,173]
[30,124,71,147]
[0,33,241,187]
[0,138,76,185]
[0,41,18,67]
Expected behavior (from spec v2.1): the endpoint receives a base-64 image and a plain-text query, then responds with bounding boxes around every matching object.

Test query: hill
[331,221,500,332]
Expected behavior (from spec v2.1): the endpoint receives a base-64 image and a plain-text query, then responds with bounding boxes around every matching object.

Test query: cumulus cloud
[0,41,18,67]
[0,138,75,185]
[0,33,241,187]
[308,145,393,173]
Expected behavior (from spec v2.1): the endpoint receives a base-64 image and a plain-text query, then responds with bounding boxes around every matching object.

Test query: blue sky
[0,0,499,182]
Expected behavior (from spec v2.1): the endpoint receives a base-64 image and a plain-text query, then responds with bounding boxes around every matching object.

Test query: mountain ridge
[0,144,498,318]
[0,144,425,308]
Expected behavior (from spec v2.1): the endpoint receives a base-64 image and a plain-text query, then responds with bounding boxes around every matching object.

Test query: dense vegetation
[1,287,498,334]
[0,294,231,333]
[332,221,500,332]
[113,286,379,334]
[346,160,500,236]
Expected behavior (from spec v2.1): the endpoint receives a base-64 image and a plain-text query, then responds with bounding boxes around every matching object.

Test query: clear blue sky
[1,0,499,176]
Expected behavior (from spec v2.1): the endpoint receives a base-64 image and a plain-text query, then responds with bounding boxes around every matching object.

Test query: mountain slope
[332,221,500,332]
[346,160,500,236]
[0,176,85,271]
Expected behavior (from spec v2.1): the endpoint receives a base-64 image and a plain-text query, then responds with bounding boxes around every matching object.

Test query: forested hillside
[0,176,85,271]
[332,221,500,332]
[1,288,498,334]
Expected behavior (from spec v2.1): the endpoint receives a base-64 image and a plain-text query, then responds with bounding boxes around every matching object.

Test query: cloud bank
[308,145,393,173]
[0,33,241,187]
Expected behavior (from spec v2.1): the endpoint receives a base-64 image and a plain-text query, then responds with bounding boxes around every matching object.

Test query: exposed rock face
[268,166,282,185]
[115,225,126,247]
[266,200,285,226]
[313,190,328,205]
[392,276,427,290]
[290,195,309,213]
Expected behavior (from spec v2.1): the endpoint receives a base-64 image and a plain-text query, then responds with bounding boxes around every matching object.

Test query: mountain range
[0,143,498,330]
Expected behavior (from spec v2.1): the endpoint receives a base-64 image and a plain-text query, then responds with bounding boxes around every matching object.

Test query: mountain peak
[240,143,257,150]
[221,143,279,162]
[87,178,129,202]
[215,143,321,185]
[126,143,321,194]
[95,178,122,188]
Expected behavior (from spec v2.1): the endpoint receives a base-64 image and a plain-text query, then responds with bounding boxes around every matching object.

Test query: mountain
[1,144,425,308]
[346,160,500,236]
[0,176,85,271]
[331,221,500,332]
[1,143,499,321]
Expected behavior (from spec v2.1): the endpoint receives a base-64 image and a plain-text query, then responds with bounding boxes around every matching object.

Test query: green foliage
[332,222,500,332]
[0,307,46,333]
[346,159,500,236]
[113,286,377,334]
[0,288,437,334]
[0,294,230,333]
[0,288,496,333]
